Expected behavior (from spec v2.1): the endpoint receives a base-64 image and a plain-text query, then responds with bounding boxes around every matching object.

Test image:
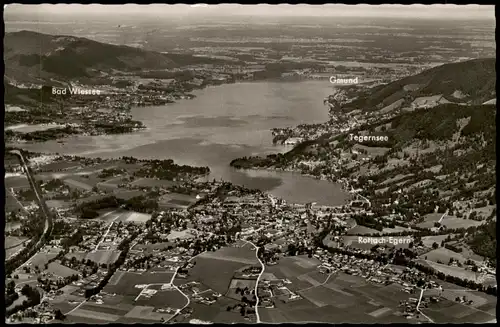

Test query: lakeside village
[4,149,496,323]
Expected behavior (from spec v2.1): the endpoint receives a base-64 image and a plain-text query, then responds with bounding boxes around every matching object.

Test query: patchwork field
[260,272,411,323]
[265,255,323,291]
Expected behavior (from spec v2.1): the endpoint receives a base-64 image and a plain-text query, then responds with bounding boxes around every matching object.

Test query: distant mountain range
[4,30,231,84]
[345,58,496,111]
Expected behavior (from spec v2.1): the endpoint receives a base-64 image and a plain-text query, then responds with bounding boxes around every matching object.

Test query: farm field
[113,190,144,201]
[416,214,483,229]
[46,199,72,208]
[226,278,257,300]
[197,244,258,265]
[96,209,151,223]
[425,286,496,314]
[123,305,174,322]
[440,216,484,229]
[5,176,31,190]
[167,229,196,241]
[62,177,93,191]
[129,178,176,188]
[264,255,323,292]
[7,294,28,311]
[352,144,390,157]
[5,191,25,212]
[135,288,187,309]
[85,250,122,265]
[421,235,454,248]
[62,293,175,323]
[68,308,121,322]
[419,247,471,264]
[159,193,198,209]
[175,254,251,294]
[27,252,58,269]
[173,296,247,324]
[415,213,446,228]
[346,225,381,235]
[104,271,174,297]
[380,226,413,234]
[425,260,487,282]
[260,272,411,323]
[469,205,495,219]
[49,285,87,313]
[131,242,174,253]
[46,262,80,278]
[421,297,496,323]
[66,313,117,324]
[37,161,84,172]
[6,244,26,259]
[5,236,28,249]
[64,251,88,262]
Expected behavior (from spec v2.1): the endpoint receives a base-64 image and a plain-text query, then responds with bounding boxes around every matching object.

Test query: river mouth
[10,80,350,206]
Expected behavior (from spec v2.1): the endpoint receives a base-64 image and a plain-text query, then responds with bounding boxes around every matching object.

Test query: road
[241,240,265,324]
[437,209,449,223]
[416,288,434,323]
[8,149,54,274]
[9,149,54,251]
[8,187,30,215]
[164,253,204,323]
[93,215,120,252]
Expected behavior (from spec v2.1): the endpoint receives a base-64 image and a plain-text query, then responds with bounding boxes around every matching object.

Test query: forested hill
[4,30,232,84]
[344,58,496,111]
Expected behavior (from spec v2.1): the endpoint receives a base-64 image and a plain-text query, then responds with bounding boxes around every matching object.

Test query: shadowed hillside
[345,58,496,111]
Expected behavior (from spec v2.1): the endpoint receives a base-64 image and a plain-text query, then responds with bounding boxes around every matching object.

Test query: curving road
[241,240,265,324]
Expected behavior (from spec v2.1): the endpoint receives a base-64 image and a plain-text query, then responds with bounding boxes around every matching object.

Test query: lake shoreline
[7,80,349,206]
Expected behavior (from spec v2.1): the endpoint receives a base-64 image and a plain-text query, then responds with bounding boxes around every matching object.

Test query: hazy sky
[4,4,495,20]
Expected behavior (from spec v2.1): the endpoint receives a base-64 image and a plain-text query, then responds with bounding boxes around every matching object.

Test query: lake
[12,80,351,206]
